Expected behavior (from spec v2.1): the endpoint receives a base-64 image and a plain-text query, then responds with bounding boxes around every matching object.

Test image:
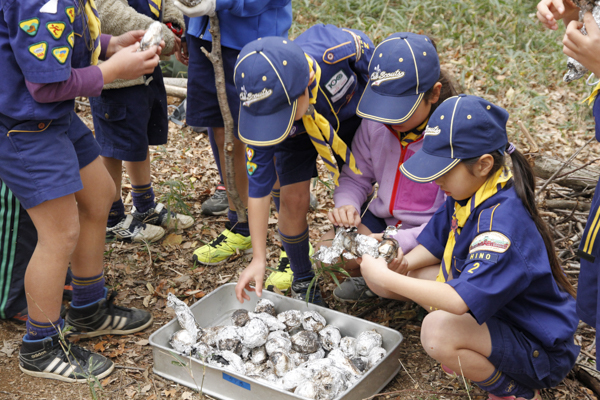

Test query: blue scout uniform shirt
[0,0,93,122]
[246,24,373,198]
[418,183,578,350]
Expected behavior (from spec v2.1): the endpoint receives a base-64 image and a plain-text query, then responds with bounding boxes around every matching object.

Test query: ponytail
[424,37,462,114]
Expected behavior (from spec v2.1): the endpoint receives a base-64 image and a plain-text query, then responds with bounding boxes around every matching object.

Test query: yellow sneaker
[265,243,314,292]
[192,229,252,265]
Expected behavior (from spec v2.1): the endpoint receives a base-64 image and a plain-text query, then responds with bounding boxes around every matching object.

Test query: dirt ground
[0,96,599,400]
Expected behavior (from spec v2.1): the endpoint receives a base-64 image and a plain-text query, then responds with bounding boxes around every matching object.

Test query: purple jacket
[334,119,446,253]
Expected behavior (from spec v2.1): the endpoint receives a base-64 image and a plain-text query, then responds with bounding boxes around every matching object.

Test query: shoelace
[209,234,227,248]
[53,336,91,368]
[276,257,290,272]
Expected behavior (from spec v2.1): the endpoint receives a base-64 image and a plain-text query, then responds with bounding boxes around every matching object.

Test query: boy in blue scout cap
[0,0,161,381]
[537,0,600,372]
[317,32,456,302]
[233,24,374,306]
[358,95,579,400]
[91,0,194,244]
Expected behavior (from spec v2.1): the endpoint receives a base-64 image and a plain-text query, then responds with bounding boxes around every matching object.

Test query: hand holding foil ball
[562,1,600,82]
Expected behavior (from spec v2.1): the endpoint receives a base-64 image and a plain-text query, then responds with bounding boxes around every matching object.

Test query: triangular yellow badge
[67,31,74,48]
[52,46,69,64]
[29,42,47,61]
[65,6,75,23]
[19,18,40,36]
[46,22,65,39]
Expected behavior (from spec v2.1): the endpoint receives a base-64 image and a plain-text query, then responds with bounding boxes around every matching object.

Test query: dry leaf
[163,389,177,397]
[136,339,149,346]
[94,341,107,352]
[163,233,183,246]
[141,384,152,393]
[147,282,155,294]
[182,391,194,399]
[125,388,137,398]
[143,294,152,308]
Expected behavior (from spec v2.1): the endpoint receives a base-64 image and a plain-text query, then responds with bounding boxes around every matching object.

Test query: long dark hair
[463,151,576,298]
[423,38,461,113]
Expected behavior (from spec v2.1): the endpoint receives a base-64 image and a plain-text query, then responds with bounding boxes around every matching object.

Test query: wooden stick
[518,120,539,153]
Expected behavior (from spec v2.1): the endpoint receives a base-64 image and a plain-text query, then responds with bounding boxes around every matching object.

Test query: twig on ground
[356,298,392,319]
[518,121,539,153]
[363,389,486,399]
[115,365,146,371]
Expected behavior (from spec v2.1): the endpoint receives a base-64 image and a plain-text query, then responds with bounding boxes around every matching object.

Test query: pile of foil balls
[167,294,387,400]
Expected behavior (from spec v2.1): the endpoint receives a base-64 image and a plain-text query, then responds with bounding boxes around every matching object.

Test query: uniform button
[38,123,45,129]
[533,350,539,358]
[105,113,109,119]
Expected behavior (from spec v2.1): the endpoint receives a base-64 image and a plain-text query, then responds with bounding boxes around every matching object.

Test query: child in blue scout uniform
[91,0,194,243]
[175,0,292,254]
[0,0,161,382]
[318,33,452,302]
[358,95,579,400]
[537,0,600,371]
[233,24,374,306]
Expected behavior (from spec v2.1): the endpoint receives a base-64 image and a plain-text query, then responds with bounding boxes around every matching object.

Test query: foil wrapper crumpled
[167,293,201,341]
[177,0,203,6]
[313,226,400,264]
[564,1,600,82]
[139,21,163,51]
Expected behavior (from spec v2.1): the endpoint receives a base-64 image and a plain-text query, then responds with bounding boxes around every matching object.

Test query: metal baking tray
[149,283,403,400]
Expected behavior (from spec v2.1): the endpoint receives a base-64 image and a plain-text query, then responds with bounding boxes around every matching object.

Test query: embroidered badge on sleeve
[67,32,74,48]
[65,7,75,23]
[29,42,48,61]
[469,232,511,254]
[52,46,69,64]
[246,162,257,176]
[19,19,40,36]
[246,147,254,161]
[46,22,66,39]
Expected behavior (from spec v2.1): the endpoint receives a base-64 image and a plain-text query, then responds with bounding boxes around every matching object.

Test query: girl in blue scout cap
[317,33,457,303]
[0,0,161,382]
[233,25,374,306]
[91,0,194,244]
[358,95,579,400]
[538,0,600,372]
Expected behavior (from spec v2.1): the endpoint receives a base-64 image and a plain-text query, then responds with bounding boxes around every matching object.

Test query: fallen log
[531,154,599,192]
[544,199,592,211]
[574,365,600,399]
[163,77,188,88]
[165,84,186,99]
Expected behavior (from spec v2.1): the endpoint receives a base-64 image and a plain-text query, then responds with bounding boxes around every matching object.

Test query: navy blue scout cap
[357,32,440,124]
[234,37,310,146]
[400,95,509,183]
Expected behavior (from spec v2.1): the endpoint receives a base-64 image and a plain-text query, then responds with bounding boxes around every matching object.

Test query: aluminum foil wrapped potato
[355,330,383,357]
[241,318,269,349]
[563,1,600,82]
[169,329,195,355]
[176,0,203,6]
[166,293,201,340]
[313,226,400,264]
[139,21,163,51]
[255,298,277,316]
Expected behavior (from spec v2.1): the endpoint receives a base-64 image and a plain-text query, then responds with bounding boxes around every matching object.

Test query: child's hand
[176,39,189,66]
[536,0,579,30]
[388,248,409,275]
[358,254,391,288]
[328,205,360,228]
[174,0,216,17]
[235,259,266,303]
[106,30,146,58]
[563,12,600,77]
[99,43,160,84]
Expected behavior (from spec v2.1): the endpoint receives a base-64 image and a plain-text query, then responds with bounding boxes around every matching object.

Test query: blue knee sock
[280,228,313,282]
[228,209,250,237]
[132,183,155,213]
[474,369,534,399]
[107,199,125,227]
[271,189,281,212]
[26,317,64,339]
[207,127,224,182]
[71,273,106,307]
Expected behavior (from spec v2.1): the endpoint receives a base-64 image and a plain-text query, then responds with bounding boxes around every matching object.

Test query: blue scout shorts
[275,115,362,187]
[186,35,240,133]
[486,317,579,389]
[90,66,168,162]
[0,111,100,209]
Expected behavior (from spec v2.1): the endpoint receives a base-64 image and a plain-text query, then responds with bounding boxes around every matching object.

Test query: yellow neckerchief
[583,82,600,106]
[149,0,162,18]
[301,54,362,185]
[82,0,101,65]
[436,166,513,283]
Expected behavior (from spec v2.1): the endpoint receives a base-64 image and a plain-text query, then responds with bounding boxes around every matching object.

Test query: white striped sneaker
[19,334,114,382]
[65,290,153,339]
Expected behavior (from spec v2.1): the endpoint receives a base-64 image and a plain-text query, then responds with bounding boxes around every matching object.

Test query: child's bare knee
[421,311,452,358]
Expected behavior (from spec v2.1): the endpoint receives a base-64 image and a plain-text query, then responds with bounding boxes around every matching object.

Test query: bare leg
[124,150,151,187]
[101,156,123,203]
[364,264,440,304]
[212,127,248,211]
[279,180,311,236]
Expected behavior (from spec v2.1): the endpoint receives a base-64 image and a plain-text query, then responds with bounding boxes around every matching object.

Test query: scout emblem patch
[469,232,511,253]
[47,22,66,39]
[29,42,48,61]
[52,46,69,64]
[246,162,257,176]
[246,148,254,161]
[19,19,40,36]
[65,7,75,23]
[67,32,74,48]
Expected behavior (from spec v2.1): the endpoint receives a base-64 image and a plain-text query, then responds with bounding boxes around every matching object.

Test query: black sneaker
[19,333,114,382]
[106,214,165,243]
[291,277,327,307]
[333,277,378,303]
[66,291,153,338]
[132,202,194,230]
[201,182,229,216]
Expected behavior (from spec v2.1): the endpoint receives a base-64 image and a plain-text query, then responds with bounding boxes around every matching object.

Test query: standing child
[234,24,374,306]
[92,0,193,243]
[318,33,450,302]
[359,95,579,400]
[0,0,160,381]
[537,0,600,369]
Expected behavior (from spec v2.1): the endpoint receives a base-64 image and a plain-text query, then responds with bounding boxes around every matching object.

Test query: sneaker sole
[19,362,114,383]
[70,315,154,339]
[192,248,253,266]
[332,291,377,303]
[200,208,229,216]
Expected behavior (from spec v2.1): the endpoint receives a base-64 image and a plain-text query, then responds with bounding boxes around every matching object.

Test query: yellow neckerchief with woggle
[583,81,600,106]
[436,166,513,283]
[82,0,101,65]
[301,54,362,185]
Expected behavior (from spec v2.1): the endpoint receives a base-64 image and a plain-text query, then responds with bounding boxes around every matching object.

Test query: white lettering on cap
[239,86,273,107]
[370,65,405,86]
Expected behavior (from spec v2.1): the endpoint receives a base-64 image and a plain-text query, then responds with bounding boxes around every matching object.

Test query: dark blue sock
[207,127,224,182]
[26,317,64,339]
[228,209,250,237]
[474,369,534,399]
[107,199,125,227]
[280,228,313,282]
[71,273,106,307]
[271,189,281,212]
[132,183,155,213]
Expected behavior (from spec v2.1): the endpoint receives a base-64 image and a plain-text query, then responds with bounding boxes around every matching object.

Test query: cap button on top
[37,122,45,129]
[458,94,466,98]
[533,350,539,358]
[105,113,109,119]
